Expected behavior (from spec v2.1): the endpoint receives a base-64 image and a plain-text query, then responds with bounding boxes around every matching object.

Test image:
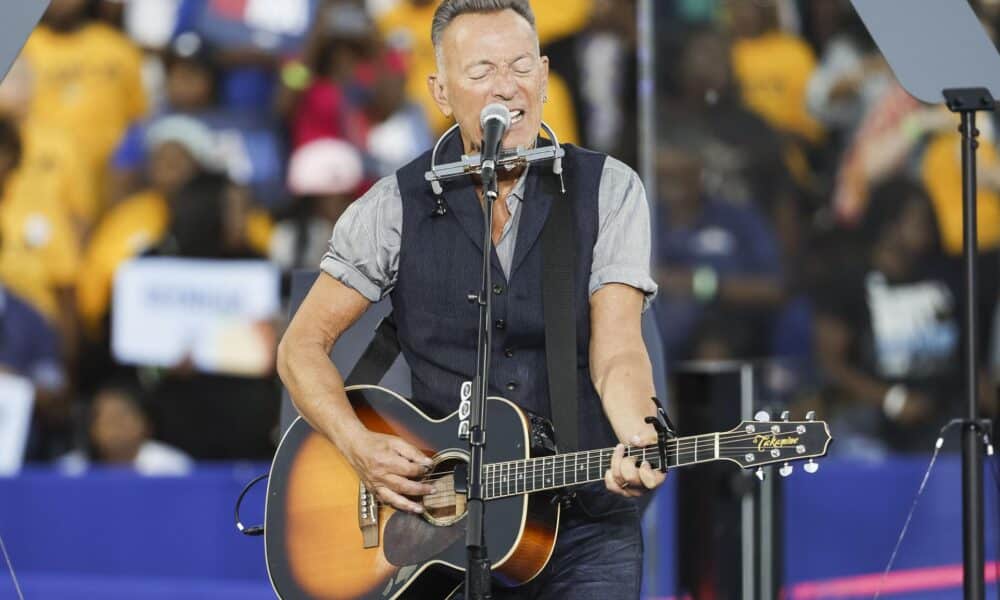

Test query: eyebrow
[463,53,534,71]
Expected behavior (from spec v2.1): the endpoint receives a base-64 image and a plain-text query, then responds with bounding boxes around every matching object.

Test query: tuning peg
[780,410,790,421]
[754,410,771,422]
[779,463,793,477]
[804,459,819,474]
[755,467,765,481]
[805,411,816,421]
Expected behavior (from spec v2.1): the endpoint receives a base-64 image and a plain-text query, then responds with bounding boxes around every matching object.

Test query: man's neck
[477,165,525,205]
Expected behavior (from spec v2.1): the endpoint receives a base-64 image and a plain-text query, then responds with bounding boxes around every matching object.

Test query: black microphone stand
[464,162,499,600]
[943,87,994,600]
[424,123,565,600]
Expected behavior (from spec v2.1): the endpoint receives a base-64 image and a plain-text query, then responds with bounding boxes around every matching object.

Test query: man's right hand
[340,427,436,514]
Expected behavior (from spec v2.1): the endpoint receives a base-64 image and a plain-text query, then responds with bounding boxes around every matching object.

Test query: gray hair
[431,0,537,70]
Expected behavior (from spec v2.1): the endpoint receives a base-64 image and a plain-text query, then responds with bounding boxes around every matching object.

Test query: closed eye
[512,57,535,74]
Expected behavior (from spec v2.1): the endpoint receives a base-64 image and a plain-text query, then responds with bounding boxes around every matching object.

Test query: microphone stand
[464,163,499,600]
[424,122,564,600]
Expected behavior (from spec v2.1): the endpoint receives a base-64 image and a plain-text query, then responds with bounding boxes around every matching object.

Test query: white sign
[112,258,280,376]
[0,373,34,476]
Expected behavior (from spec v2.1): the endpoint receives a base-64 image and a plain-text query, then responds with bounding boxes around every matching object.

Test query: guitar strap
[346,169,580,452]
[344,315,400,387]
[539,170,579,452]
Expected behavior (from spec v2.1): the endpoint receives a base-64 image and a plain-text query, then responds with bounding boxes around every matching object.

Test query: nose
[490,64,517,101]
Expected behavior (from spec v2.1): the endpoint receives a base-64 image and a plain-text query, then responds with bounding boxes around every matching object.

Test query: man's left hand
[604,436,667,498]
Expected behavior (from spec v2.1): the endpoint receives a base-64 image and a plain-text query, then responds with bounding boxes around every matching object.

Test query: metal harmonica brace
[424,121,565,196]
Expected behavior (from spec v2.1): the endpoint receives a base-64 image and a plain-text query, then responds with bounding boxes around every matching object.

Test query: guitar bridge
[358,483,379,548]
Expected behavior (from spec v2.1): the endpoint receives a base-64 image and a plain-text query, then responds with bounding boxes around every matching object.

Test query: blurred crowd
[0,0,998,473]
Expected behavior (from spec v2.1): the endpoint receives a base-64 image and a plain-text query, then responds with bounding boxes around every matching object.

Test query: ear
[539,55,550,101]
[427,72,453,119]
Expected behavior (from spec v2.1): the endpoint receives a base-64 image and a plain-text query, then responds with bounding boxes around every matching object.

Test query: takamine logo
[753,434,800,452]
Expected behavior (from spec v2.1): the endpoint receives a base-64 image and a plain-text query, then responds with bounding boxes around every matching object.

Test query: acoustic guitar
[264,385,832,599]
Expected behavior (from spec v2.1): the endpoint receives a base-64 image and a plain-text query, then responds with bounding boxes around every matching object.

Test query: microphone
[479,103,511,183]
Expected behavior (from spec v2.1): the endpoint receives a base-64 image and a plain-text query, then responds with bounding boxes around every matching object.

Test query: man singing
[278,1,662,597]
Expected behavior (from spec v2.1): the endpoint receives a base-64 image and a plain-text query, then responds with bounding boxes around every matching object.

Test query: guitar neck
[483,432,737,500]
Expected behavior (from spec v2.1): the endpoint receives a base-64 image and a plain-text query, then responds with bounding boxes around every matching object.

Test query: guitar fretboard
[483,433,737,500]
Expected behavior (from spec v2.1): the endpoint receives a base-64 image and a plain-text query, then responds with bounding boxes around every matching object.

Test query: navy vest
[390,135,618,452]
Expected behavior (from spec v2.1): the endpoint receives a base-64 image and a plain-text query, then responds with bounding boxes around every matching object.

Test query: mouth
[510,109,525,125]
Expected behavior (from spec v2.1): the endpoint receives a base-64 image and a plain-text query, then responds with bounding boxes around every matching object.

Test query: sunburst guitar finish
[264,385,559,600]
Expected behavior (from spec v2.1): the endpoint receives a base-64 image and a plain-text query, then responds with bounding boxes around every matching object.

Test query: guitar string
[419,429,814,477]
[417,449,800,502]
[416,443,809,486]
[419,450,787,503]
[479,429,818,469]
[414,434,812,484]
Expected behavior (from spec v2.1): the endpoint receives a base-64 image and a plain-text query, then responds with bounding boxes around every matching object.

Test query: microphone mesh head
[480,103,511,129]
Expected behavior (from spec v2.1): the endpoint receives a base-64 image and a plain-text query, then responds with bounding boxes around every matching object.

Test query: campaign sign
[0,373,34,475]
[112,258,280,376]
[194,0,318,52]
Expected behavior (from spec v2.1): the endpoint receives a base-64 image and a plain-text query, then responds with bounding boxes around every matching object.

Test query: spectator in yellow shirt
[0,58,98,233]
[0,116,80,350]
[20,0,148,201]
[728,1,824,145]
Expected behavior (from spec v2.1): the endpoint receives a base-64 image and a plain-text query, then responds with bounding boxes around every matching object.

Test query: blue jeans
[457,484,644,600]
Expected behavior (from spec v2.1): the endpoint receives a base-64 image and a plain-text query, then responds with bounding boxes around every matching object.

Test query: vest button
[493,284,504,295]
[494,319,506,330]
[504,348,514,358]
[505,381,518,392]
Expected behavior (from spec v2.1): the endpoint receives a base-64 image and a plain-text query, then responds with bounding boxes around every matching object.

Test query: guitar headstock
[722,411,832,477]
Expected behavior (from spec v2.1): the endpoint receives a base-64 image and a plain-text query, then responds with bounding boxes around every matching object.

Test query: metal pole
[959,109,986,600]
[740,365,755,600]
[637,0,657,210]
[636,2,659,592]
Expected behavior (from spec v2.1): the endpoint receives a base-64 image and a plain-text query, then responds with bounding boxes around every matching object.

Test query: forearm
[594,348,659,445]
[276,338,365,449]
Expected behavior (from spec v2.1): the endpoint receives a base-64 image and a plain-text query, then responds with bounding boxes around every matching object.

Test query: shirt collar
[505,165,531,208]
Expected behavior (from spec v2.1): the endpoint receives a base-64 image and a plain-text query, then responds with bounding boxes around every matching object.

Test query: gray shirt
[321,156,658,309]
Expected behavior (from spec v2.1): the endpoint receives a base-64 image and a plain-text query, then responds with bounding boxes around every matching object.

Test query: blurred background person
[19,0,147,204]
[283,1,432,179]
[653,129,786,365]
[812,178,997,454]
[545,0,635,166]
[0,283,70,461]
[58,374,192,476]
[270,138,365,275]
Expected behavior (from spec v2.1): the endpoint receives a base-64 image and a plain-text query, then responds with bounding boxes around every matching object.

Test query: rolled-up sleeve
[320,175,402,302]
[590,157,659,311]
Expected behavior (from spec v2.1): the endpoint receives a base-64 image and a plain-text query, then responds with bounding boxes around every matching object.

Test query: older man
[277,1,660,597]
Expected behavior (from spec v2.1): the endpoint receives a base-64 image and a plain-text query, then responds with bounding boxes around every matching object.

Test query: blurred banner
[195,0,318,51]
[112,258,279,376]
[0,373,33,475]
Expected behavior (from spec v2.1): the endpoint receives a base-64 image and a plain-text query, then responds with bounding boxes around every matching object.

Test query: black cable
[234,473,269,536]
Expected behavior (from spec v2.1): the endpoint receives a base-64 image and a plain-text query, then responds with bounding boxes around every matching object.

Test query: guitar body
[265,385,560,600]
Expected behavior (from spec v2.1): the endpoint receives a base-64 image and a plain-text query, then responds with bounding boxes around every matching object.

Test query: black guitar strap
[344,315,400,386]
[540,171,579,453]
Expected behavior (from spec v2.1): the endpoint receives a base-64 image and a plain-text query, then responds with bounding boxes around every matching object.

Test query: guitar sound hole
[421,453,468,527]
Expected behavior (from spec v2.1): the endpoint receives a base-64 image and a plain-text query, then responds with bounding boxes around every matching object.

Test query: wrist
[882,384,908,419]
[330,414,368,450]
